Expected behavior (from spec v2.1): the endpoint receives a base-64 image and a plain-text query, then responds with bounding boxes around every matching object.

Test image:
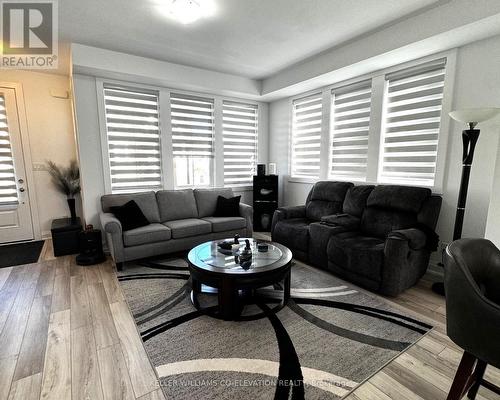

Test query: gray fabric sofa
[271,181,442,296]
[99,188,252,270]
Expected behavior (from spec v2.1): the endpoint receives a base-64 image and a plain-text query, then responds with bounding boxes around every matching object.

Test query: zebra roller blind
[380,58,447,186]
[330,81,372,181]
[103,86,162,192]
[0,95,18,204]
[291,93,323,178]
[170,93,215,158]
[223,100,258,187]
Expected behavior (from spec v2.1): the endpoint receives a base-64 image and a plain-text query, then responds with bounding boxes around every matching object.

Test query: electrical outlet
[50,89,69,99]
[32,162,47,171]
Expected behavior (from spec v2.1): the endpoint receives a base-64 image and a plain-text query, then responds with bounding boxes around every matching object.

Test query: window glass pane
[379,58,447,187]
[330,81,372,181]
[223,101,258,188]
[103,86,162,193]
[0,94,18,205]
[174,157,211,187]
[291,93,322,179]
[170,93,214,187]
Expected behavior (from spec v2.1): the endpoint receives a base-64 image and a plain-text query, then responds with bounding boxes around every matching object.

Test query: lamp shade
[449,108,500,126]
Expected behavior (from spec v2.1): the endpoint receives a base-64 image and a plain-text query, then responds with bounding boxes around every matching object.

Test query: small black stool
[51,217,82,257]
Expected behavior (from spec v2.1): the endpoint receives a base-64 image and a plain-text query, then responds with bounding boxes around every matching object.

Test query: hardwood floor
[0,238,498,400]
[0,241,164,400]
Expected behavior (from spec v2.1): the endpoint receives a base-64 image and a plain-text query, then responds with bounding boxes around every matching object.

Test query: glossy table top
[188,238,290,274]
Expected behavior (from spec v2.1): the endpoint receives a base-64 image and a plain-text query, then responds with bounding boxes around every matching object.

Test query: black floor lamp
[432,108,500,295]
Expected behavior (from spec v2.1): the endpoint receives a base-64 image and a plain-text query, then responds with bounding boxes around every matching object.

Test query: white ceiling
[59,0,442,79]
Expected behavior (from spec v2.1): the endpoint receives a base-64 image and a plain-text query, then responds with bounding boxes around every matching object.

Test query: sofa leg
[116,262,124,271]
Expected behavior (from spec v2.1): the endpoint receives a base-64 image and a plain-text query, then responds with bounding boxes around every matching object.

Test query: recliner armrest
[321,214,360,230]
[276,205,306,219]
[271,205,306,236]
[100,212,122,234]
[387,228,426,250]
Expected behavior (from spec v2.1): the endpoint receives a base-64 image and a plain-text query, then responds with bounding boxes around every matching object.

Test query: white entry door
[0,87,34,243]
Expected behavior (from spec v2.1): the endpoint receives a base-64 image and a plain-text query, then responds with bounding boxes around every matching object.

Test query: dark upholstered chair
[271,181,353,261]
[327,185,442,296]
[444,239,500,400]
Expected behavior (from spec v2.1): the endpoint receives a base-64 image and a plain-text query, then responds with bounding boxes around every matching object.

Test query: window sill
[287,177,317,185]
[174,185,213,190]
[229,186,253,192]
[287,177,442,195]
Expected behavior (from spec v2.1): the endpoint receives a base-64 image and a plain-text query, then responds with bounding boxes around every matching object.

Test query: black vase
[67,198,77,223]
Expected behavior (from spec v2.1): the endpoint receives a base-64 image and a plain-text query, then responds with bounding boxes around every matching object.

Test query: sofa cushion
[306,200,343,222]
[123,223,171,247]
[101,191,160,223]
[343,185,374,217]
[164,218,211,239]
[305,181,353,221]
[360,208,417,239]
[309,222,349,268]
[327,232,385,282]
[418,195,442,229]
[214,195,241,217]
[366,185,431,213]
[110,200,150,231]
[157,189,198,221]
[273,218,310,252]
[202,217,246,233]
[194,188,234,217]
[309,181,354,202]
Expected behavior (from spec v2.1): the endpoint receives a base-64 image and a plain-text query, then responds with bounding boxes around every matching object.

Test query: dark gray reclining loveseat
[271,181,442,296]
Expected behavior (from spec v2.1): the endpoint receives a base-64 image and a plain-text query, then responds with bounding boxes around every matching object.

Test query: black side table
[253,175,278,231]
[51,217,82,257]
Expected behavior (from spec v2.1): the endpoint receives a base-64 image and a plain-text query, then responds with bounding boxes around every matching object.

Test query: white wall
[72,44,261,100]
[485,145,500,248]
[72,74,106,229]
[262,0,500,100]
[438,35,500,242]
[269,34,500,244]
[72,73,269,229]
[0,70,77,238]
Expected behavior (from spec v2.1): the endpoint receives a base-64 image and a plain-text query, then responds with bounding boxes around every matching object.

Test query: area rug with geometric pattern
[117,255,432,399]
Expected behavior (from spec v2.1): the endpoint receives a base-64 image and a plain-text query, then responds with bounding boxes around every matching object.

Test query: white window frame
[99,83,163,193]
[287,89,325,183]
[96,78,263,194]
[222,100,259,188]
[288,49,457,194]
[328,79,373,183]
[169,91,216,189]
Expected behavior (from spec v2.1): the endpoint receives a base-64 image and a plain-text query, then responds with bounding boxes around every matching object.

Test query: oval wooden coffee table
[187,238,292,320]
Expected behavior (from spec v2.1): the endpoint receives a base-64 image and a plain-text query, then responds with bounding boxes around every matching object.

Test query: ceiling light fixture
[170,0,201,24]
[157,0,215,25]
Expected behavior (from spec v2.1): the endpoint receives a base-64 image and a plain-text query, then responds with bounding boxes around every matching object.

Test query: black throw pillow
[110,200,150,231]
[214,195,241,217]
